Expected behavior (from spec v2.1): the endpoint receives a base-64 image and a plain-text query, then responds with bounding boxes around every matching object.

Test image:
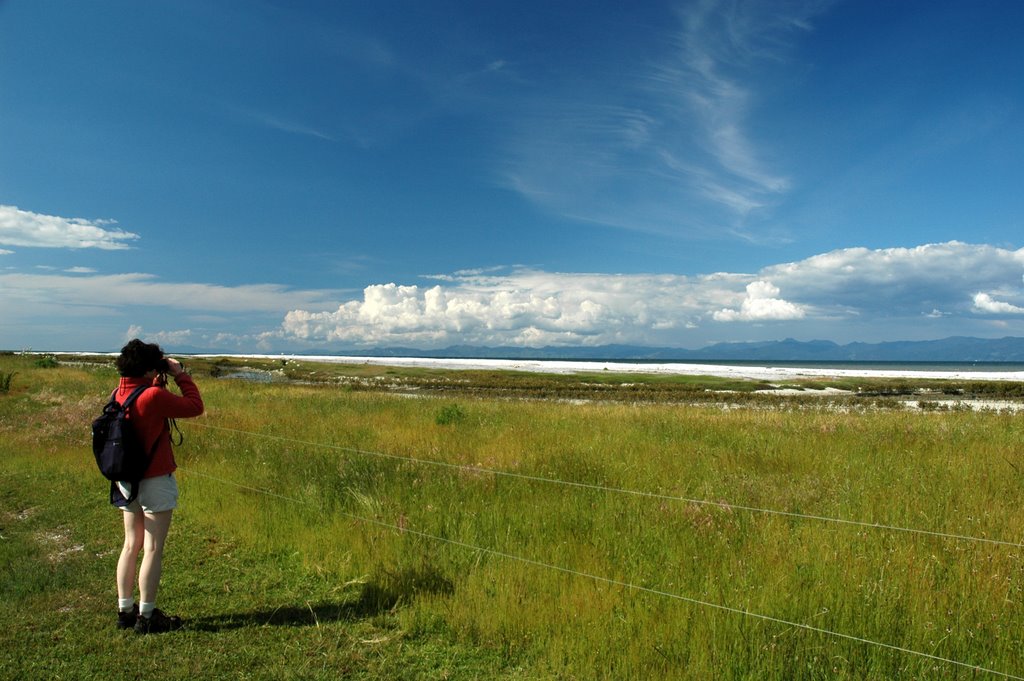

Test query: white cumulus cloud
[973,293,1024,314]
[5,240,1024,351]
[0,205,140,250]
[281,241,1024,348]
[713,280,806,321]
[283,275,690,347]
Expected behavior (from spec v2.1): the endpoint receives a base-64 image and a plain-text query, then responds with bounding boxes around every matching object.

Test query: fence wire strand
[178,462,1024,681]
[189,421,1024,550]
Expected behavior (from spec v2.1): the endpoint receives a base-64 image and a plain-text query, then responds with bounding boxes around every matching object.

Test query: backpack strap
[118,384,152,409]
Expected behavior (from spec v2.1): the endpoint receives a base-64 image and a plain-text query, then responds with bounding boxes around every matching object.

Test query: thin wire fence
[177,462,1023,681]
[190,421,1024,550]
[179,419,1024,679]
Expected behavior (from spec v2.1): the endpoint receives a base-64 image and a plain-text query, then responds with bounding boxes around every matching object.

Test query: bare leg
[117,510,145,600]
[139,510,173,605]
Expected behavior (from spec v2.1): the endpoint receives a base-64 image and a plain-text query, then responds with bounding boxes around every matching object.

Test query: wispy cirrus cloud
[0,271,338,313]
[0,205,140,250]
[500,0,827,238]
[654,0,835,219]
[232,107,338,142]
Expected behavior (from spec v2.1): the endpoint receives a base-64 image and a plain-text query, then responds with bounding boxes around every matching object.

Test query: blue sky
[2,0,1024,352]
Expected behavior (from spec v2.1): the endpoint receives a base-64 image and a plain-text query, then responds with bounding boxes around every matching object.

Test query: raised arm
[150,360,204,418]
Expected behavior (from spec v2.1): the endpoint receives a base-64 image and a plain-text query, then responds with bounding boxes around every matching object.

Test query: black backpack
[92,385,158,505]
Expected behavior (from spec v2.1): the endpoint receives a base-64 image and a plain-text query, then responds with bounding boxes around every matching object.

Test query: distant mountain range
[154,336,1024,362]
[326,336,1024,363]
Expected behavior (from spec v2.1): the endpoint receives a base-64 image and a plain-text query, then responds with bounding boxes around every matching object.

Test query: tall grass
[4,355,1024,679]
[174,376,1024,679]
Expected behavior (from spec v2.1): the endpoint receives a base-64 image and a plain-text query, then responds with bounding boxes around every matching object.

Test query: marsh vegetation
[3,353,1024,679]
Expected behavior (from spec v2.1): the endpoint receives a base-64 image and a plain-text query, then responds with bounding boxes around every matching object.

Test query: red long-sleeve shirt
[116,373,204,478]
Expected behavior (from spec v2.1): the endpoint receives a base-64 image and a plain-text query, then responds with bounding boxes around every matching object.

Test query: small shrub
[34,355,59,369]
[0,370,15,394]
[435,403,466,425]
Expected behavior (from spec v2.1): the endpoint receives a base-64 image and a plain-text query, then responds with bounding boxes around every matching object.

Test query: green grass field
[3,353,1024,679]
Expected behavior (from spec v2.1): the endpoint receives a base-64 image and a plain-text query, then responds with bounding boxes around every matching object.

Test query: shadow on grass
[188,565,455,632]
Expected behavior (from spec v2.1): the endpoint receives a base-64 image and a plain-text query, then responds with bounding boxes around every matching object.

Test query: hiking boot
[133,608,183,634]
[117,604,138,630]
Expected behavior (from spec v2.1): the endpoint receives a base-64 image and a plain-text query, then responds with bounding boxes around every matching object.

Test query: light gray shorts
[117,473,179,514]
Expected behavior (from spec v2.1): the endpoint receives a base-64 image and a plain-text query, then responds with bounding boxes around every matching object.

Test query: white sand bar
[207,354,1024,383]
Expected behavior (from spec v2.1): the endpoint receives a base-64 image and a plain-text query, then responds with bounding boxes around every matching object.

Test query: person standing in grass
[111,339,204,634]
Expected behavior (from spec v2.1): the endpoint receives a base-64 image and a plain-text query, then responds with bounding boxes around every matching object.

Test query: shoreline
[194,354,1024,383]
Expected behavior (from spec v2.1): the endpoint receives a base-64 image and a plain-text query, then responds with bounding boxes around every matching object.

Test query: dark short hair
[116,339,164,377]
